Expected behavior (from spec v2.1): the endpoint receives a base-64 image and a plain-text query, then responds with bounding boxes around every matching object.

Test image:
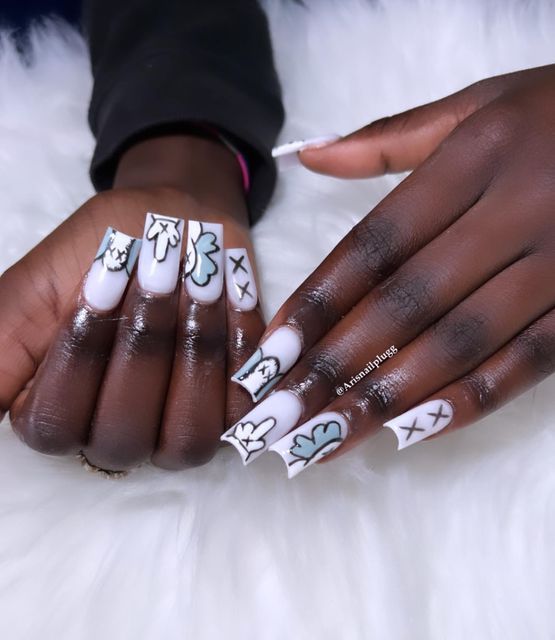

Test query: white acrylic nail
[383,399,454,450]
[231,326,302,402]
[83,227,141,312]
[272,134,341,170]
[184,220,224,304]
[221,390,302,465]
[269,411,349,478]
[138,212,184,295]
[225,248,258,311]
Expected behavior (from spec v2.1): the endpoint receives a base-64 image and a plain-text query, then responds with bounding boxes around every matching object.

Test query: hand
[222,64,555,476]
[1,134,264,472]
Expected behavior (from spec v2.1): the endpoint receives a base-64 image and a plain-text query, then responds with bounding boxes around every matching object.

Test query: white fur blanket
[0,2,554,638]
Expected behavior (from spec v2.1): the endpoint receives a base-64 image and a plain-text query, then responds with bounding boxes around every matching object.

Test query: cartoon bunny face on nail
[102,231,134,272]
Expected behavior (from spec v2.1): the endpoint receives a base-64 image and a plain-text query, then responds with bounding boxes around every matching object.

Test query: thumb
[299,83,489,178]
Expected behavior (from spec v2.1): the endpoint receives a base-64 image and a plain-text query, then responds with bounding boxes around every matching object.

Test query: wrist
[113,133,249,229]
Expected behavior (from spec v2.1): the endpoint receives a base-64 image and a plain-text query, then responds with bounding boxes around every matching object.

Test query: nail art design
[221,390,303,464]
[231,326,302,402]
[225,249,258,311]
[82,228,141,312]
[138,213,184,295]
[269,412,349,478]
[272,134,341,170]
[185,220,224,303]
[383,399,454,450]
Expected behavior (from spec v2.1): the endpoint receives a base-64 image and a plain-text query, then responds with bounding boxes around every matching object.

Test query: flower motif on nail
[95,228,140,275]
[232,348,283,402]
[288,420,344,469]
[226,417,277,462]
[185,222,220,287]
[146,214,182,262]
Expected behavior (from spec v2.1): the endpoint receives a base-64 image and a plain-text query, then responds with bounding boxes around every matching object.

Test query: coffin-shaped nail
[383,399,454,450]
[231,326,302,402]
[184,220,224,304]
[138,212,184,295]
[225,248,258,311]
[272,134,341,170]
[269,411,349,478]
[83,227,141,312]
[221,390,302,465]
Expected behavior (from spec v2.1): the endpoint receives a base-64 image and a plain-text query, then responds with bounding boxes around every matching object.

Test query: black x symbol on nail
[159,222,169,233]
[399,417,425,441]
[427,404,450,427]
[237,281,253,300]
[230,255,248,274]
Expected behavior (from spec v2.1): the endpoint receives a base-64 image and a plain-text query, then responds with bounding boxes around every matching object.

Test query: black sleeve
[83,0,285,222]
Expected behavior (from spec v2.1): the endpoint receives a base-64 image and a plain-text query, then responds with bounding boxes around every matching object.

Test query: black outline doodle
[145,214,182,262]
[236,281,253,301]
[230,254,248,274]
[288,420,344,468]
[427,403,450,427]
[228,417,277,462]
[399,417,425,441]
[186,222,220,287]
[101,232,135,273]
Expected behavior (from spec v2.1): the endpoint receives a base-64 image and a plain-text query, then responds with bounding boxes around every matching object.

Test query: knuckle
[515,325,555,376]
[291,348,345,395]
[153,434,219,470]
[293,283,339,333]
[475,102,521,149]
[14,412,77,455]
[432,311,490,369]
[351,215,405,281]
[375,270,436,333]
[358,371,402,417]
[460,371,500,413]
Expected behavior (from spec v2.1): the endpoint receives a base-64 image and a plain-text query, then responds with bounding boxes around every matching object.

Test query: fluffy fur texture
[0,2,554,638]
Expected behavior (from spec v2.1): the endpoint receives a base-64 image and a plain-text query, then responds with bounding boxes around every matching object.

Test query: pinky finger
[382,307,555,448]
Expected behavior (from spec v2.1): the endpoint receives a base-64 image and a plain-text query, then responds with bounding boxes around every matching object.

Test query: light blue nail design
[184,220,224,304]
[269,412,349,478]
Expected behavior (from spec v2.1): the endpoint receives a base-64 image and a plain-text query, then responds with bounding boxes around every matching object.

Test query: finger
[231,109,505,403]
[84,214,183,472]
[268,254,554,476]
[382,307,555,448]
[224,248,265,426]
[152,221,226,469]
[298,74,510,177]
[10,227,140,455]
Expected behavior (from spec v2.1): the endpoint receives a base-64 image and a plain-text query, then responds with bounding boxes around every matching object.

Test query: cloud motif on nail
[289,420,343,467]
[185,223,220,287]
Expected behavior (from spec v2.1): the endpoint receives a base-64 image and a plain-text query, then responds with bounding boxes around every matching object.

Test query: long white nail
[138,212,184,295]
[383,399,454,450]
[225,248,257,311]
[272,134,341,170]
[231,326,302,402]
[184,220,224,304]
[269,411,349,478]
[221,390,302,465]
[83,227,141,312]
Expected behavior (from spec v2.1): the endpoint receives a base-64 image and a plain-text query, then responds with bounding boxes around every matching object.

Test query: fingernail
[83,227,141,312]
[221,390,302,465]
[272,134,341,170]
[383,399,454,450]
[225,248,258,311]
[138,212,184,294]
[269,411,349,478]
[231,326,302,402]
[184,220,224,304]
